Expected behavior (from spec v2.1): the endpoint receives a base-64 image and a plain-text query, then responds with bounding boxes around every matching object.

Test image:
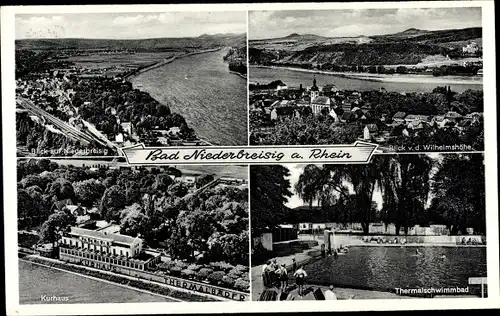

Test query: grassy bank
[19,254,218,302]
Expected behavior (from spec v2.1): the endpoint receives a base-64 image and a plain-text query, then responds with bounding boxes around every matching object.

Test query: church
[308,76,340,121]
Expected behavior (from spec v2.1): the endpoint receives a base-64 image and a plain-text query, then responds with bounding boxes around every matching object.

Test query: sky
[15,12,246,39]
[249,7,482,39]
[284,152,441,210]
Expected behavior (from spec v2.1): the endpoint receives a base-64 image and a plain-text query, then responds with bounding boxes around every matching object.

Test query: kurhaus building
[59,226,161,271]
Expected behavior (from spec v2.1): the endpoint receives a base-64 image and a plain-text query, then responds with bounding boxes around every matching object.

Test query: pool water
[304,246,486,292]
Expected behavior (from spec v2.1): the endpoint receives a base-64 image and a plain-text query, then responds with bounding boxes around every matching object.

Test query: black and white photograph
[248,8,484,152]
[15,11,248,158]
[3,2,499,315]
[17,158,250,302]
[251,154,487,301]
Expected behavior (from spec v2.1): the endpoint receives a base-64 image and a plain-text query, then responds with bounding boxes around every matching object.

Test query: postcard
[2,2,499,315]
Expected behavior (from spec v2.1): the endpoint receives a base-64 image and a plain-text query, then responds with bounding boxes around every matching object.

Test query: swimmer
[415,248,420,255]
[440,254,447,260]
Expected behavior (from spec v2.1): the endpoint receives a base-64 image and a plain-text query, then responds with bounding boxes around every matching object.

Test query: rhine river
[131,49,248,146]
[19,260,175,304]
[250,66,483,94]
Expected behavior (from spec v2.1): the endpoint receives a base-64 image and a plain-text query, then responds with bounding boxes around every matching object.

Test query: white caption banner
[120,141,379,165]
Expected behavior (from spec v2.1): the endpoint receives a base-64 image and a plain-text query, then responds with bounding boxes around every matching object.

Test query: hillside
[250,27,482,66]
[16,33,246,52]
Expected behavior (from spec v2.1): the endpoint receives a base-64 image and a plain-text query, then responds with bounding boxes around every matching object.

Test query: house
[311,96,334,115]
[121,122,134,136]
[51,199,75,213]
[404,114,430,123]
[299,223,313,232]
[462,42,479,54]
[270,108,278,121]
[392,112,407,124]
[65,205,86,217]
[59,226,161,271]
[181,175,199,184]
[322,84,338,95]
[115,133,124,144]
[407,120,428,130]
[275,82,288,91]
[168,127,181,135]
[341,111,355,123]
[457,119,472,131]
[363,124,378,141]
[444,111,463,122]
[157,136,170,145]
[312,223,326,231]
[464,112,482,123]
[329,108,340,122]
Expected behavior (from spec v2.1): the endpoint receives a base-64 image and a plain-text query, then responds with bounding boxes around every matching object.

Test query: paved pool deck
[251,242,484,300]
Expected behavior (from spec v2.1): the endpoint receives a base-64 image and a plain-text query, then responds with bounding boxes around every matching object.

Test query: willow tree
[430,154,485,235]
[379,154,434,235]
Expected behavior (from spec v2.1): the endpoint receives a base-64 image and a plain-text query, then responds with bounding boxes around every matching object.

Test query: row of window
[65,238,131,257]
[60,248,144,270]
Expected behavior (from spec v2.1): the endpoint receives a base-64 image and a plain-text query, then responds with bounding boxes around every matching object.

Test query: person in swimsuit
[294,266,307,297]
[276,263,288,292]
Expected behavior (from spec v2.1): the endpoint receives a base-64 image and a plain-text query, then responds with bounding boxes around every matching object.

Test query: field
[66,52,184,69]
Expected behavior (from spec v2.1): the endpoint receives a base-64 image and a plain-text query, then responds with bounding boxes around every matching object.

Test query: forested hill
[16,33,246,51]
[249,27,482,66]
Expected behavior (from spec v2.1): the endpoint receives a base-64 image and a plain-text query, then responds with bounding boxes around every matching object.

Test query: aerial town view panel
[18,158,250,303]
[15,12,248,157]
[248,8,484,152]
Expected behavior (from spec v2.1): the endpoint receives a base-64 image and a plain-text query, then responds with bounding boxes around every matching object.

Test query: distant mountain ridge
[251,27,481,44]
[249,26,482,66]
[16,33,246,51]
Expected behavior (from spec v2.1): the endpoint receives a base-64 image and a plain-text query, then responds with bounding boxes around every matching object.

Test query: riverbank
[251,65,483,85]
[126,48,222,80]
[19,254,220,302]
[229,70,247,79]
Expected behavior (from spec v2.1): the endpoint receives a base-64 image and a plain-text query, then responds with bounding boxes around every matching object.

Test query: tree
[294,165,326,210]
[176,209,216,260]
[18,189,37,229]
[430,154,485,234]
[45,178,75,201]
[207,232,249,265]
[39,210,76,246]
[194,174,215,189]
[74,179,106,208]
[169,182,188,198]
[379,155,434,235]
[100,185,126,222]
[120,203,150,238]
[250,165,292,236]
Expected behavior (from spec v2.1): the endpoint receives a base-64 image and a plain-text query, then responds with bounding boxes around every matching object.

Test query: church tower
[310,75,320,102]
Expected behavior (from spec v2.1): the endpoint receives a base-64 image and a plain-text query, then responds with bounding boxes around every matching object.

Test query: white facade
[61,227,142,258]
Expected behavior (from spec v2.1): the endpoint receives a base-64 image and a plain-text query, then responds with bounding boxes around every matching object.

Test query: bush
[173,260,188,270]
[181,269,196,279]
[235,264,248,273]
[158,261,175,272]
[170,265,182,277]
[234,278,250,292]
[207,271,225,285]
[197,268,213,281]
[241,272,250,282]
[228,267,243,276]
[210,261,234,272]
[222,275,236,288]
[187,264,202,272]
